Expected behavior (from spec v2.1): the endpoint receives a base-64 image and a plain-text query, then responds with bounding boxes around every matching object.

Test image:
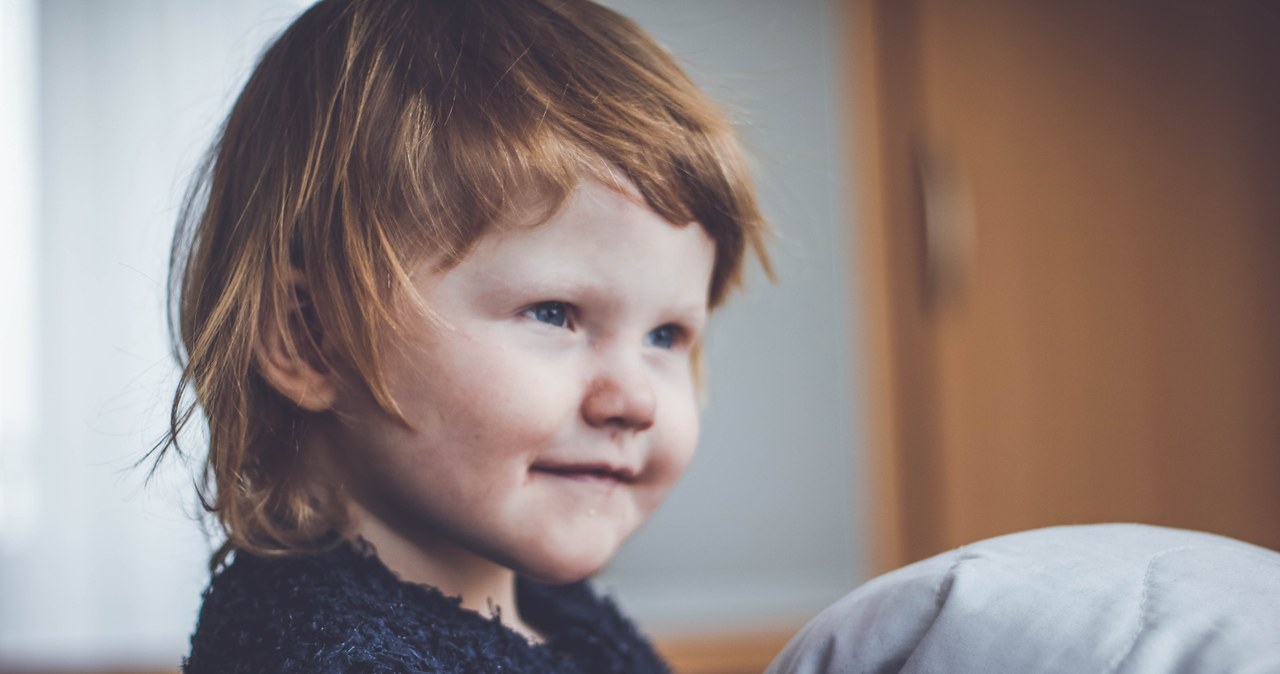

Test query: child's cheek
[640,378,701,508]
[437,331,576,449]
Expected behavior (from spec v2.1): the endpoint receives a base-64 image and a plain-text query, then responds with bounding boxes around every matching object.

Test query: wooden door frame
[846,0,945,574]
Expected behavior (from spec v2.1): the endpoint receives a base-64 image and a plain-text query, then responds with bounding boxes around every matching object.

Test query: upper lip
[530,462,638,483]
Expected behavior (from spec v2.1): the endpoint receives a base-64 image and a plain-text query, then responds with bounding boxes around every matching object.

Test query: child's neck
[348,503,544,643]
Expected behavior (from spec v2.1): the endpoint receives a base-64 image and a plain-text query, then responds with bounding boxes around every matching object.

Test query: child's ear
[254,270,340,412]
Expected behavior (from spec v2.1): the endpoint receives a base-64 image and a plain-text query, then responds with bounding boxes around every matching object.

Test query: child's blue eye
[646,324,682,349]
[526,301,571,328]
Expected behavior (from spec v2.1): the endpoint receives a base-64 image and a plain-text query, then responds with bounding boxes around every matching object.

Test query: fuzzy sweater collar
[184,541,670,673]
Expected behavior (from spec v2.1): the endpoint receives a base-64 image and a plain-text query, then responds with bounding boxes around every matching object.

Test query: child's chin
[512,547,617,585]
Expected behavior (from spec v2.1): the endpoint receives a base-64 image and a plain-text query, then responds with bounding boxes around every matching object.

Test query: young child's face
[333,177,715,583]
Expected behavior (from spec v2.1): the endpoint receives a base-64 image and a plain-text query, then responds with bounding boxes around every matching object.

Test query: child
[156,0,771,671]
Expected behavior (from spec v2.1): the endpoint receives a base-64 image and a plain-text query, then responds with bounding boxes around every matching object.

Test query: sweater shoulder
[184,547,530,674]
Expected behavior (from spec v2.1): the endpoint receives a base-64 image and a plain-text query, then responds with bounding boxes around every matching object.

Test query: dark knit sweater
[184,542,671,673]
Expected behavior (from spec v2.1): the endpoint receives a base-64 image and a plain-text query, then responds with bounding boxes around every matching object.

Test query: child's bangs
[371,0,771,304]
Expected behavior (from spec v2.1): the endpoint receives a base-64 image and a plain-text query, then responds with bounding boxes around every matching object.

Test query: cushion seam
[1104,546,1197,674]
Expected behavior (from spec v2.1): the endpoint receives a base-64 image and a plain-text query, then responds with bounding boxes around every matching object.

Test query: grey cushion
[767,524,1280,673]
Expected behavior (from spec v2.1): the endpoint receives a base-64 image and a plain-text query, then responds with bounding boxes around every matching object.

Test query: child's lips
[530,462,637,484]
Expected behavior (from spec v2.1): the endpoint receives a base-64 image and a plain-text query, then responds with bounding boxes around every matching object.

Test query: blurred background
[3,1,1280,673]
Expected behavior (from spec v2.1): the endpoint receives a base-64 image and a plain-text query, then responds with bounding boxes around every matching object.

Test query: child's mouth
[530,462,637,484]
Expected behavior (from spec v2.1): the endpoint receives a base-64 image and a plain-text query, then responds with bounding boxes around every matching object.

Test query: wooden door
[851,0,1280,572]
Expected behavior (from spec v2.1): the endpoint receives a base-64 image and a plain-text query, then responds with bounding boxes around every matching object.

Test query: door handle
[915,143,975,309]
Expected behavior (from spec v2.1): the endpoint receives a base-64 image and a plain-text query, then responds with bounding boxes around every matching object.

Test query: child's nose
[580,357,656,432]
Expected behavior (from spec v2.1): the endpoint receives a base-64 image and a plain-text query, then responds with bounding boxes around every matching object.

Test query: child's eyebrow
[663,304,711,332]
[470,275,709,320]
[464,273,597,301]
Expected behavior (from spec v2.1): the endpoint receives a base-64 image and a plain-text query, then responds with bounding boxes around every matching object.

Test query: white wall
[0,1,312,667]
[0,0,863,666]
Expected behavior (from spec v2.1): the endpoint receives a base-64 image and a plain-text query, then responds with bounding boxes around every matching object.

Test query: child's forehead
[485,176,704,248]
[449,173,696,254]
[421,177,715,296]
[491,170,646,226]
